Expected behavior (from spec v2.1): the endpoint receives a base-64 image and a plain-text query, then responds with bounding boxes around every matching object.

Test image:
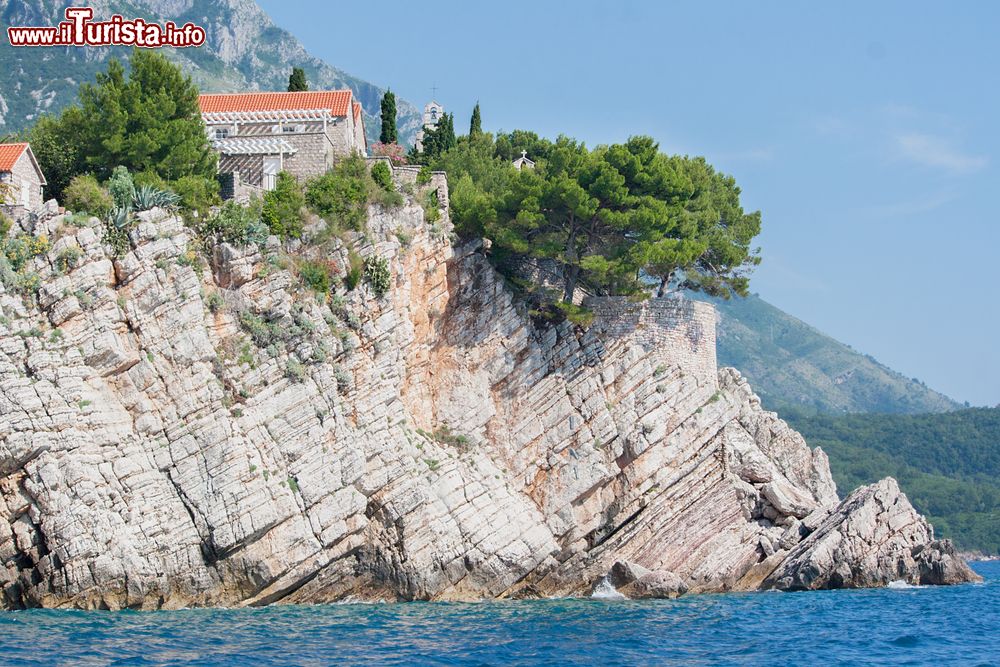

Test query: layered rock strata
[0,198,979,609]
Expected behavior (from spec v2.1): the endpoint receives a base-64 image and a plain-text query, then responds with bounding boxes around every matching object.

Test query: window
[282,124,304,133]
[214,128,230,140]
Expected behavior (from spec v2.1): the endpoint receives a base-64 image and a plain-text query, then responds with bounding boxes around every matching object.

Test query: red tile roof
[353,101,362,120]
[0,143,28,172]
[199,91,354,117]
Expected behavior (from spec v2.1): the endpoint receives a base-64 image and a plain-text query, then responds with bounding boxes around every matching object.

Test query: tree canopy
[379,90,397,144]
[430,131,761,305]
[287,67,308,92]
[22,49,218,206]
[469,102,482,137]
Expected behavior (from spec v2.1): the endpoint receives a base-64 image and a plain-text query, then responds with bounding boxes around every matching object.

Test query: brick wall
[585,296,718,383]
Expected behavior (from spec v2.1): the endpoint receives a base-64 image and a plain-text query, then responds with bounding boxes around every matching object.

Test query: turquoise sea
[1,562,997,666]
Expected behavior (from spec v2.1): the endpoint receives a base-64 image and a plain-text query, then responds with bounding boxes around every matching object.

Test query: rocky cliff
[0,190,979,609]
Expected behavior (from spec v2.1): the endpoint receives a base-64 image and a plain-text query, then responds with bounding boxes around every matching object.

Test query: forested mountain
[0,0,421,144]
[703,293,962,415]
[785,407,1000,554]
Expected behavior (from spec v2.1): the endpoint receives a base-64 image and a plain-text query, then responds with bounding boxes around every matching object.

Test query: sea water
[1,562,997,666]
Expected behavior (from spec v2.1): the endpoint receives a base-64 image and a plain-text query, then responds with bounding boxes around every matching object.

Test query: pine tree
[287,67,308,92]
[74,49,216,183]
[469,102,482,137]
[379,90,397,144]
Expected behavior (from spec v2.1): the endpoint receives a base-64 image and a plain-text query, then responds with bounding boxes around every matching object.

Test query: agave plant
[132,185,181,212]
[108,205,132,230]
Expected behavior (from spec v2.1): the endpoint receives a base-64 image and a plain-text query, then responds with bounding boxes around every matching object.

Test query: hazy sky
[257,0,998,406]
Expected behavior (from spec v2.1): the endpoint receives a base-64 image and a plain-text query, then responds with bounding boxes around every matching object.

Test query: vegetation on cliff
[416,130,761,311]
[12,50,218,209]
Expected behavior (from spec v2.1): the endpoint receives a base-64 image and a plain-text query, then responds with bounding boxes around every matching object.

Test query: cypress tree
[441,113,456,152]
[469,102,482,137]
[379,90,398,144]
[287,67,308,92]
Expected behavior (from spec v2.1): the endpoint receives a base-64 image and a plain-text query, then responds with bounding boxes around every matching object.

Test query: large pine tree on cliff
[25,50,217,201]
[287,67,308,92]
[78,50,216,182]
[379,90,397,144]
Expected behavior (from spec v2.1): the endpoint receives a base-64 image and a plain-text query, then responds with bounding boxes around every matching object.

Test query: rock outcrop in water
[0,192,979,609]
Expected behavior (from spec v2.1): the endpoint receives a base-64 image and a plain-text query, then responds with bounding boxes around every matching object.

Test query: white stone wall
[585,296,718,385]
[2,151,45,211]
[208,115,366,196]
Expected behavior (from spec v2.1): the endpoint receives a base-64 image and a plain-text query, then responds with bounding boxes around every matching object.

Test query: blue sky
[258,0,998,406]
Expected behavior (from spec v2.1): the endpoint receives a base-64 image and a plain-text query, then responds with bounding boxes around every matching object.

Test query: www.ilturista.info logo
[6,7,206,48]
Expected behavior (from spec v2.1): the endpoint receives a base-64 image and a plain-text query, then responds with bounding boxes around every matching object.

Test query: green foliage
[344,249,363,291]
[285,358,305,383]
[305,155,371,231]
[107,166,136,210]
[786,407,1000,555]
[428,131,761,305]
[297,259,333,294]
[25,112,85,202]
[333,365,352,392]
[262,172,306,239]
[287,67,308,92]
[170,175,220,217]
[25,50,216,203]
[416,166,432,186]
[55,246,82,273]
[204,200,269,247]
[132,184,181,212]
[421,188,441,224]
[370,161,392,191]
[63,174,112,215]
[469,102,482,137]
[0,233,48,296]
[206,291,225,313]
[0,212,11,239]
[379,89,397,144]
[418,112,457,160]
[239,311,281,348]
[553,301,595,327]
[364,255,391,297]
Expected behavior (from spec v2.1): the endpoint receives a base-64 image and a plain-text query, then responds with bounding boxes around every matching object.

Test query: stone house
[199,90,367,200]
[0,143,47,216]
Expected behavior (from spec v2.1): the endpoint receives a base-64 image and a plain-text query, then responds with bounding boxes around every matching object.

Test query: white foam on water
[590,576,627,600]
[887,580,925,589]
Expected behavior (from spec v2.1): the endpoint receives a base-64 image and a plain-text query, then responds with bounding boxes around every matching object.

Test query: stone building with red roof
[199,90,367,199]
[0,143,47,215]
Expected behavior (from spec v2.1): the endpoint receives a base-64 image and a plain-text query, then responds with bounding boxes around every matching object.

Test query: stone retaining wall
[585,296,718,383]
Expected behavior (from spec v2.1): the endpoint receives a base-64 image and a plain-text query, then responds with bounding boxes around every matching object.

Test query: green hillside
[0,0,421,145]
[784,407,1000,555]
[700,293,962,415]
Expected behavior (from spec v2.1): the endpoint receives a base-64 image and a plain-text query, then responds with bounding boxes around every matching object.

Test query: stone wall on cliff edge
[0,184,979,609]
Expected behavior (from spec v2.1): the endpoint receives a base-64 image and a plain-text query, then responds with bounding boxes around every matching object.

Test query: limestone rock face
[0,201,979,610]
[764,478,983,590]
